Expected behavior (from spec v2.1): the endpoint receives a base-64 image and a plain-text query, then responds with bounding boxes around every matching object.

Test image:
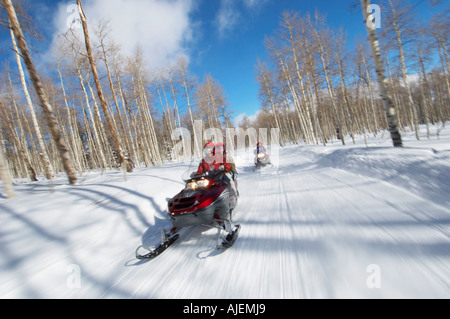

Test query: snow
[1,124,449,299]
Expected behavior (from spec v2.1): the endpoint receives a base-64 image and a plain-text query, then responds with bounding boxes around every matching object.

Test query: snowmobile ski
[135,234,180,259]
[218,224,241,249]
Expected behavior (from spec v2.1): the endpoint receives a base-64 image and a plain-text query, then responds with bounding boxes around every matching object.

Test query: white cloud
[215,0,240,39]
[50,0,195,68]
[233,111,259,128]
[243,0,269,9]
[215,0,269,38]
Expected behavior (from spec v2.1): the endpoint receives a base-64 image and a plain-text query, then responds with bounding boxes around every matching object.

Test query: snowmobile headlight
[257,153,265,159]
[196,179,210,188]
[186,181,198,190]
[186,179,210,190]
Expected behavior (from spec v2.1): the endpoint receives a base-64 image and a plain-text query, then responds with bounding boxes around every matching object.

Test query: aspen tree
[178,58,201,158]
[0,138,14,198]
[76,0,130,172]
[3,0,78,183]
[361,0,403,147]
[0,98,38,181]
[9,27,55,180]
[281,13,317,144]
[386,0,420,140]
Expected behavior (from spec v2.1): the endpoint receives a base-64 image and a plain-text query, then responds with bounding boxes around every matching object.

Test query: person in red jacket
[196,142,220,175]
[195,142,238,195]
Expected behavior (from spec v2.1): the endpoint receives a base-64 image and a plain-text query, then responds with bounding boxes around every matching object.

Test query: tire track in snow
[234,165,337,298]
[275,172,332,298]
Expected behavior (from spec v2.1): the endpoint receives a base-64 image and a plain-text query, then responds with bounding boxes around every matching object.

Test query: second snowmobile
[254,151,271,170]
[135,169,240,259]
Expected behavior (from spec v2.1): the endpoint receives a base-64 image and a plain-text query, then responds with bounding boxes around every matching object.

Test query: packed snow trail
[0,126,449,298]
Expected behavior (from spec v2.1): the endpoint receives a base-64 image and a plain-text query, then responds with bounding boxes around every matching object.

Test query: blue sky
[0,0,445,124]
[189,0,369,121]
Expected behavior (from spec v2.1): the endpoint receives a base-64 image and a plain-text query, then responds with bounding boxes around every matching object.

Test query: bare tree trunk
[179,58,201,157]
[0,140,15,198]
[284,23,315,144]
[256,60,284,145]
[360,46,379,133]
[98,30,134,172]
[302,31,327,145]
[3,0,78,183]
[138,72,162,165]
[311,25,345,145]
[111,55,139,166]
[169,71,188,159]
[388,0,419,140]
[384,48,403,129]
[0,99,38,182]
[278,57,310,144]
[275,16,317,144]
[436,43,450,110]
[71,45,109,170]
[158,79,176,140]
[361,0,403,147]
[336,36,354,142]
[9,27,55,180]
[56,54,84,173]
[85,74,114,167]
[417,47,431,138]
[76,0,129,172]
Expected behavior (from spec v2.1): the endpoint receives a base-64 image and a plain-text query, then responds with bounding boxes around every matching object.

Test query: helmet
[215,142,225,153]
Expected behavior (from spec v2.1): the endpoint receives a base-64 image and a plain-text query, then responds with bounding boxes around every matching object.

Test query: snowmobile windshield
[181,157,212,182]
[181,160,199,182]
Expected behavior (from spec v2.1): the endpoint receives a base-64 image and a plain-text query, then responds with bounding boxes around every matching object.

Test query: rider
[196,142,219,175]
[214,143,235,174]
[195,142,238,196]
[254,142,270,167]
[214,142,238,196]
[197,142,233,174]
[254,142,267,156]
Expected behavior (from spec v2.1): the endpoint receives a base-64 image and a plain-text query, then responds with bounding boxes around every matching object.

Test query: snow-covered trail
[1,126,449,299]
[229,149,449,298]
[104,145,449,299]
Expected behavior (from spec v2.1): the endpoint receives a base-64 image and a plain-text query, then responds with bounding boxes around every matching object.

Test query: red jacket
[196,159,232,175]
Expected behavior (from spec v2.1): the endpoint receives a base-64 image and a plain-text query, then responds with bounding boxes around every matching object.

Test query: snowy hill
[1,124,449,299]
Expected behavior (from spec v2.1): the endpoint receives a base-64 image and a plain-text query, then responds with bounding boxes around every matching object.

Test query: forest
[0,0,449,190]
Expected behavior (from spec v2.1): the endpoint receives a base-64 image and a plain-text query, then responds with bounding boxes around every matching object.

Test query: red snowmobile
[136,170,240,259]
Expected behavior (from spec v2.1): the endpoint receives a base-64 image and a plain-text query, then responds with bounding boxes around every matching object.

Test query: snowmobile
[254,151,271,170]
[135,169,240,259]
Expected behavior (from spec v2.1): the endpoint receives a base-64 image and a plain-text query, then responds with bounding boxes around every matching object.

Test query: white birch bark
[361,0,403,147]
